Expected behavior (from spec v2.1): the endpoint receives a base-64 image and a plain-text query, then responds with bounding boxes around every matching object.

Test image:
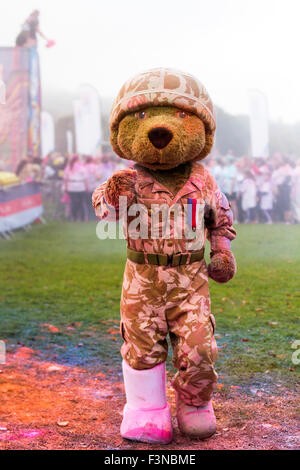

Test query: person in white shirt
[240,171,257,223]
[63,155,87,221]
[260,171,273,223]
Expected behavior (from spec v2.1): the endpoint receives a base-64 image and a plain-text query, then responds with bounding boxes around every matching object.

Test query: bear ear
[197,132,214,161]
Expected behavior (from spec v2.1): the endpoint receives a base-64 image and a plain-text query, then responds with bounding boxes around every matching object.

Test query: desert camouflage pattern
[120,258,218,406]
[92,163,236,255]
[92,163,236,406]
[110,68,216,138]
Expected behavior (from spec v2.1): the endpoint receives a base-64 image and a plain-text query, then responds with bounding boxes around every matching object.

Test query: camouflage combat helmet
[110,68,216,136]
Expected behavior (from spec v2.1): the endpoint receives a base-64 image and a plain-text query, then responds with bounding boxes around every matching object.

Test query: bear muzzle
[148,127,173,150]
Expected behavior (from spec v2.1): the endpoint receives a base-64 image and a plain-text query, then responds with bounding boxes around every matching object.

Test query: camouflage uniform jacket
[92,162,236,255]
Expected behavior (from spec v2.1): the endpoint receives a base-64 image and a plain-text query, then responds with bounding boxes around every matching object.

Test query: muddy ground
[0,347,298,451]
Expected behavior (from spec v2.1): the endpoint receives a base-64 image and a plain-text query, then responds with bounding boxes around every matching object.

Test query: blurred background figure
[240,171,257,223]
[15,10,55,48]
[209,157,223,189]
[291,160,300,223]
[272,160,292,223]
[16,156,42,182]
[84,155,101,221]
[259,170,273,224]
[63,154,87,222]
[222,153,238,223]
[97,154,114,183]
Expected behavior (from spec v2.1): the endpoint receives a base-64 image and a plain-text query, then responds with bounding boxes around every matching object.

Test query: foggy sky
[0,0,299,123]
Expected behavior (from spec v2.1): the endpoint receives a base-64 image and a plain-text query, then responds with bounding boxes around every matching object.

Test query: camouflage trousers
[120,258,218,406]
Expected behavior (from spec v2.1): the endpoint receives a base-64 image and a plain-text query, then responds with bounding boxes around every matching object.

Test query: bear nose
[148,127,173,149]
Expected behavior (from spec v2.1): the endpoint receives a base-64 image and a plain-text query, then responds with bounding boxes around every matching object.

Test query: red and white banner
[0,182,43,233]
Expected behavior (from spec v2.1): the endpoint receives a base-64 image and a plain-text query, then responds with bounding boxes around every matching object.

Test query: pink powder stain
[0,429,44,441]
[19,430,43,439]
[123,425,173,444]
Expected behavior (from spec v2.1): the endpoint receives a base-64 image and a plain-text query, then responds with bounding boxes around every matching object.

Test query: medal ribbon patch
[187,198,199,231]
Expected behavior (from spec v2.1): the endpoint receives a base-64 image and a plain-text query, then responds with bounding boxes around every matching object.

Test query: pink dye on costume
[123,424,173,444]
[210,235,231,251]
[121,361,173,444]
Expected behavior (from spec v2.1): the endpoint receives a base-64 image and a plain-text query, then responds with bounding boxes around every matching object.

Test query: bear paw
[208,250,236,283]
[104,169,137,207]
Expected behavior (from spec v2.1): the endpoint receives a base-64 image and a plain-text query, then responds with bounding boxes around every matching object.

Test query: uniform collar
[135,162,206,198]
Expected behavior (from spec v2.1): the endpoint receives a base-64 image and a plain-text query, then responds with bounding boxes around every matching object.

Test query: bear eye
[135,111,147,119]
[177,111,187,119]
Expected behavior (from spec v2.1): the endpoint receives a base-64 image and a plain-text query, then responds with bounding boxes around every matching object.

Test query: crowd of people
[60,153,126,222]
[15,151,130,221]
[204,152,300,224]
[14,150,300,224]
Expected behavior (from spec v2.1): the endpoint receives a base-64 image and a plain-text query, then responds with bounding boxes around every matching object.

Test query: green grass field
[0,222,299,390]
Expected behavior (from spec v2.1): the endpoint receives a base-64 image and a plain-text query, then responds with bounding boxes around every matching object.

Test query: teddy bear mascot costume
[93,68,236,444]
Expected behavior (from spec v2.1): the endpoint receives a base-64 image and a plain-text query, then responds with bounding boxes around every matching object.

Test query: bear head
[110,68,216,171]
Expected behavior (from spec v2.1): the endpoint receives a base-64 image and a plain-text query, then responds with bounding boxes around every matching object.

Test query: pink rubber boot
[121,361,173,444]
[176,393,216,439]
